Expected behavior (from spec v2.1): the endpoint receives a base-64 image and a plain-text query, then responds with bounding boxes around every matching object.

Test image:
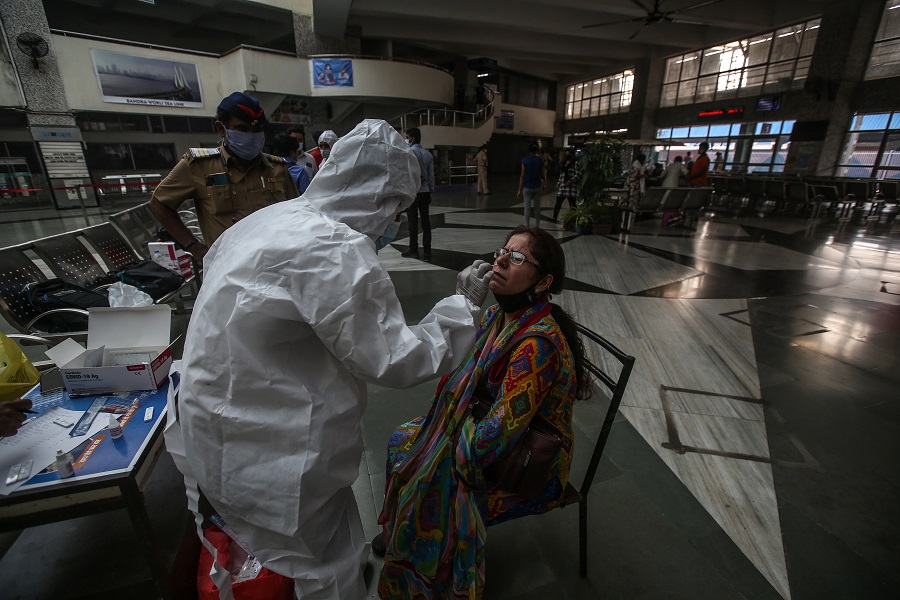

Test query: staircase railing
[397,91,496,132]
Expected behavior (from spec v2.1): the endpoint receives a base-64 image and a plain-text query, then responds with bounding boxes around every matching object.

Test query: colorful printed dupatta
[378,302,554,599]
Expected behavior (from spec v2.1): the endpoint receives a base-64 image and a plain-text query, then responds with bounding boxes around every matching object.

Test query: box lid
[87,306,172,349]
[45,337,88,367]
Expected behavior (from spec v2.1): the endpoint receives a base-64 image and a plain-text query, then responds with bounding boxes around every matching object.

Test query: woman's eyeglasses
[494,248,540,269]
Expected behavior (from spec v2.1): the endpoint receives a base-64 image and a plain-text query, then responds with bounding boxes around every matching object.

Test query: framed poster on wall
[313,59,353,87]
[90,49,203,108]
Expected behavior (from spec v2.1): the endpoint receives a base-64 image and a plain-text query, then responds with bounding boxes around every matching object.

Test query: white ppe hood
[177,119,476,598]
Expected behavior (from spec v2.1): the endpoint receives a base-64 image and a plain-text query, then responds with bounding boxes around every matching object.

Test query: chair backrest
[639,187,667,211]
[764,179,786,201]
[727,177,746,194]
[785,181,808,202]
[133,202,162,233]
[0,246,50,333]
[109,204,156,255]
[31,232,111,289]
[876,181,898,201]
[842,180,871,201]
[812,184,840,201]
[746,177,767,197]
[681,187,712,211]
[574,323,635,498]
[81,223,143,272]
[660,187,689,210]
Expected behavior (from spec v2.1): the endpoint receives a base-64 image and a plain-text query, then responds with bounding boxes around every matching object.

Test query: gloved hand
[456,259,494,307]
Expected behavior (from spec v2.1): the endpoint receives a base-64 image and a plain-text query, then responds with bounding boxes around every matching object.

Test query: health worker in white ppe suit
[177,119,493,600]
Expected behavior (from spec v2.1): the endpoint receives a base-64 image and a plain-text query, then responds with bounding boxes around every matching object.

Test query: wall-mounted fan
[15,32,50,69]
[583,0,726,40]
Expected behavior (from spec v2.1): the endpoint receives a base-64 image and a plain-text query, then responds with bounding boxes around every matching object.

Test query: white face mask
[225,129,266,160]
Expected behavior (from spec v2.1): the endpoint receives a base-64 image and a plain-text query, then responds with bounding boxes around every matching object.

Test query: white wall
[493,102,555,137]
[54,35,224,117]
[309,59,452,105]
[54,35,453,115]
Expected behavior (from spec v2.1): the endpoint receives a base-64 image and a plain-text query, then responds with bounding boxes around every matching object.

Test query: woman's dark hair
[505,226,592,400]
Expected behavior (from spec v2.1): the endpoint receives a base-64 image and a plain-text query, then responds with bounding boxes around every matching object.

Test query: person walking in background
[688,142,711,186]
[553,148,580,222]
[713,151,725,173]
[660,156,687,188]
[401,127,435,261]
[475,144,490,195]
[517,144,545,227]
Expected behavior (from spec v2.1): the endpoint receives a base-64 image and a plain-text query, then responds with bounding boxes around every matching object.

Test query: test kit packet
[45,306,175,394]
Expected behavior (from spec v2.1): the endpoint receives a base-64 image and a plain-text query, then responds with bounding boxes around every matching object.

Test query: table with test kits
[0,379,173,599]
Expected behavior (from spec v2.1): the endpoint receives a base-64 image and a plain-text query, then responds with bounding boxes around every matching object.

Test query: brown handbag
[463,389,564,499]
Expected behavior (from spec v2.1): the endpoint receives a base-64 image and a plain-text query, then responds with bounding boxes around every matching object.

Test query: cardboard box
[148,242,181,274]
[176,250,194,279]
[45,306,175,395]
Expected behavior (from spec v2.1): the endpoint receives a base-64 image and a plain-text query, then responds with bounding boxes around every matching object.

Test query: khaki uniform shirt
[475,149,488,168]
[152,143,298,246]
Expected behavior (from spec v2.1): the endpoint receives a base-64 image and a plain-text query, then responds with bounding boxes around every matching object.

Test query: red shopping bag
[197,526,294,600]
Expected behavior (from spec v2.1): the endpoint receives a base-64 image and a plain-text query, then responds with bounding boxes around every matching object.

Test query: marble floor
[1,178,898,599]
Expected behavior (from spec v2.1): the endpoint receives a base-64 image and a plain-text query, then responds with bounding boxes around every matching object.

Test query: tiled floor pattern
[2,183,898,599]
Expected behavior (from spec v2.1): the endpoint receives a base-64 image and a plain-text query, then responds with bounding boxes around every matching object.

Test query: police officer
[150,92,297,262]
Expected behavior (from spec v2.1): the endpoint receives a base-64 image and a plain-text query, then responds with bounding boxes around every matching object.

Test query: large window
[84,142,177,171]
[866,1,900,80]
[75,112,215,134]
[837,112,900,179]
[564,69,634,120]
[656,120,795,174]
[660,19,820,107]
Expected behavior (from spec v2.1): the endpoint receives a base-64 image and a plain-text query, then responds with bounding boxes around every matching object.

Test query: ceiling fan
[583,0,727,40]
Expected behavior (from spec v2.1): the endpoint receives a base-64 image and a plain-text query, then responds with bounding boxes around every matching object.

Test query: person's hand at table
[0,398,33,437]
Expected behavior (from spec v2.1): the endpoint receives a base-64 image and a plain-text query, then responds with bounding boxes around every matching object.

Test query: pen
[260,176,265,188]
[19,409,38,415]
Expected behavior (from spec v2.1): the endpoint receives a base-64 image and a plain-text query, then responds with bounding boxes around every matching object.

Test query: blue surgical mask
[375,219,401,253]
[321,148,331,158]
[225,129,265,160]
[406,139,413,147]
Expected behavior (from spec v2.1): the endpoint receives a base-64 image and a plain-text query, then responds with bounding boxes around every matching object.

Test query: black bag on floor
[112,260,183,301]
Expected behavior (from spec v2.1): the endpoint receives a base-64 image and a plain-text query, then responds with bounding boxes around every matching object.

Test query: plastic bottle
[108,414,123,440]
[56,449,74,478]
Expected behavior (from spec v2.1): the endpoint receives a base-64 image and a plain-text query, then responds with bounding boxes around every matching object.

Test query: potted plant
[560,137,626,234]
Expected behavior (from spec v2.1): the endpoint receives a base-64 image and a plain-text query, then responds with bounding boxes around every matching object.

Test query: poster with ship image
[90,48,203,108]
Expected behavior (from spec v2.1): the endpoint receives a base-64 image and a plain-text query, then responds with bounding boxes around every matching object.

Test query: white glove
[456,259,494,307]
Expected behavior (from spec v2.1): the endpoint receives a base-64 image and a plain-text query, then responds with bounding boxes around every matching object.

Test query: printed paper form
[0,407,110,496]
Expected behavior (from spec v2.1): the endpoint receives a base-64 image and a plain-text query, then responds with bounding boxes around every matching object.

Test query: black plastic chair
[552,323,635,577]
[680,187,712,226]
[494,323,635,577]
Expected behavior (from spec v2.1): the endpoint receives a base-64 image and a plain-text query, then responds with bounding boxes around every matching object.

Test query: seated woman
[375,226,591,599]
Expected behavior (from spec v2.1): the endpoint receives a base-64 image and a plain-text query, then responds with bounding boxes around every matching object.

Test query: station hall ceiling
[42,0,833,82]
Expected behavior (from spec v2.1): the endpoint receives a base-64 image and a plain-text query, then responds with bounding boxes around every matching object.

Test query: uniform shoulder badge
[187,147,221,159]
[264,153,287,164]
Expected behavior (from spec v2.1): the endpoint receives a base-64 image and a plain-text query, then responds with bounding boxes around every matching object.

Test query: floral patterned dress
[377,302,577,599]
